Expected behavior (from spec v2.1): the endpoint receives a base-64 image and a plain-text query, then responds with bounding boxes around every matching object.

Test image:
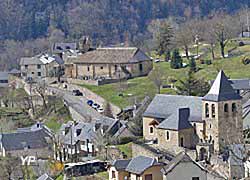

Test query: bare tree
[203,18,217,60]
[210,12,240,58]
[148,67,165,94]
[35,81,47,109]
[0,156,19,180]
[175,21,194,60]
[103,102,114,118]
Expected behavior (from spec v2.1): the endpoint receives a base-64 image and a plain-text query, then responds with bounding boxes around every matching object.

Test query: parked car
[97,107,104,113]
[72,90,83,96]
[92,103,100,109]
[154,58,160,63]
[87,100,94,106]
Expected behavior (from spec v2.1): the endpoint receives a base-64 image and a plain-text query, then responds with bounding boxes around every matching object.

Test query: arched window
[205,103,209,118]
[232,103,237,113]
[212,104,215,118]
[224,103,228,112]
[194,123,197,134]
[166,131,170,140]
[149,126,154,134]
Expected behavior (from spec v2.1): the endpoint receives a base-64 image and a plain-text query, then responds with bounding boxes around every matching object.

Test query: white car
[154,58,160,63]
[97,107,104,113]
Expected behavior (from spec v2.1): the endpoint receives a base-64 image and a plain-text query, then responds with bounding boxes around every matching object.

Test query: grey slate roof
[37,173,53,180]
[72,47,151,64]
[112,159,131,171]
[211,79,250,90]
[125,156,162,175]
[203,70,242,102]
[20,57,43,65]
[1,129,51,151]
[157,108,193,130]
[162,151,205,175]
[143,94,202,122]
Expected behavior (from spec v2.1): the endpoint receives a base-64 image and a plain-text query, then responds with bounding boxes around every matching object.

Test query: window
[211,104,215,118]
[114,65,118,71]
[37,72,41,76]
[37,64,41,69]
[210,124,212,129]
[139,63,143,71]
[25,65,28,69]
[166,131,170,140]
[100,66,103,70]
[149,126,154,134]
[193,123,196,134]
[31,72,34,74]
[192,177,199,180]
[232,103,237,113]
[180,137,184,147]
[112,171,116,178]
[87,66,90,72]
[145,174,152,180]
[224,103,228,112]
[205,103,209,118]
[0,80,8,83]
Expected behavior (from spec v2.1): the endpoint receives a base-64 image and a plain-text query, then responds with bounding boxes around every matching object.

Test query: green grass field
[78,43,250,108]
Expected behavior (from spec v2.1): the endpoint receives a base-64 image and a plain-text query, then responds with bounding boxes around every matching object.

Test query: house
[0,72,9,87]
[0,123,54,158]
[57,118,134,162]
[161,152,225,180]
[109,155,164,180]
[64,47,153,81]
[20,54,63,82]
[143,70,243,155]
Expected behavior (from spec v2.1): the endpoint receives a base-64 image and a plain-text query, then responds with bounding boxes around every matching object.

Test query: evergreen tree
[165,51,171,62]
[189,57,196,72]
[171,49,183,69]
[176,70,209,96]
[157,22,173,60]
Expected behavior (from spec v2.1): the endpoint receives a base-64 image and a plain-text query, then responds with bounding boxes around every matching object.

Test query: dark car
[87,100,94,106]
[72,90,83,96]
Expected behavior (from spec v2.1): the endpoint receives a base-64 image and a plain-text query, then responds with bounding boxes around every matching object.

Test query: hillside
[0,0,249,43]
[79,42,250,108]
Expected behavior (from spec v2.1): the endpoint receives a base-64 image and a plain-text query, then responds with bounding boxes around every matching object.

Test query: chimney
[178,107,190,122]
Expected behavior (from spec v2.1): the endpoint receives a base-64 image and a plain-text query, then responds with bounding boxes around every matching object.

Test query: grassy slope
[78,43,250,108]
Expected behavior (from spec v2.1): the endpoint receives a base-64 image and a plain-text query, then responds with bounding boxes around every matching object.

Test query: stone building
[162,152,225,180]
[20,54,63,82]
[64,47,153,81]
[0,123,54,159]
[108,155,164,180]
[143,70,243,156]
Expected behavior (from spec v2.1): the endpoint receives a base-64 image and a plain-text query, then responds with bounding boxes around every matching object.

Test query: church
[143,70,243,160]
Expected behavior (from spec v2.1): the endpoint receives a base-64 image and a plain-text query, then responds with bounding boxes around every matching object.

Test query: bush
[205,60,212,65]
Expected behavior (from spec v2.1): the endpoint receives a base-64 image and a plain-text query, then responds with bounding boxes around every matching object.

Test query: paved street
[47,86,103,122]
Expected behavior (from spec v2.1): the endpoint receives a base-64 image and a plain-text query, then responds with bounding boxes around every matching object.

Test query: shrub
[205,60,212,65]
